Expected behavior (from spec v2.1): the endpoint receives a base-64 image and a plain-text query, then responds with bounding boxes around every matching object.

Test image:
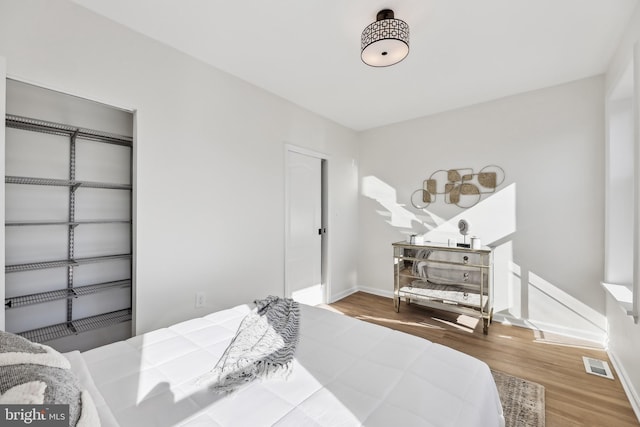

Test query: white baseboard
[356,286,393,299]
[492,312,607,345]
[607,349,640,423]
[328,287,358,304]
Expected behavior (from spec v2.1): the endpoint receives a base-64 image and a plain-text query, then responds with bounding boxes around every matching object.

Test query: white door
[286,150,323,305]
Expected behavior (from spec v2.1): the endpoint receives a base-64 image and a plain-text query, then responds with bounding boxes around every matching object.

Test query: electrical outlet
[195,292,206,308]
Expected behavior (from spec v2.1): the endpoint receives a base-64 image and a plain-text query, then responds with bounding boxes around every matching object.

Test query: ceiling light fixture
[361,9,410,67]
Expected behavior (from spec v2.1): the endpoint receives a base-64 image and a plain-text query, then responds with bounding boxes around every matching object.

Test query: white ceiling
[73,0,638,131]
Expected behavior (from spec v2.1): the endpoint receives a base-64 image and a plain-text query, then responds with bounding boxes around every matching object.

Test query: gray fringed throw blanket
[198,296,300,393]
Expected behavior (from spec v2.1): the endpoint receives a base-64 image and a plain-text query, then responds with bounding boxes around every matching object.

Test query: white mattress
[68,303,504,426]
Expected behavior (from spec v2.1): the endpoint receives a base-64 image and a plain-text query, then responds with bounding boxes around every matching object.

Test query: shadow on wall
[361,176,606,342]
[360,176,516,244]
[360,175,423,229]
[504,258,606,342]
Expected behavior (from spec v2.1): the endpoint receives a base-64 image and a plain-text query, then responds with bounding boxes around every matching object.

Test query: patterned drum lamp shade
[361,9,410,67]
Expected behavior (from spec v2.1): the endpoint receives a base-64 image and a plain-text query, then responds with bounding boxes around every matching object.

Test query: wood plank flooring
[326,292,639,427]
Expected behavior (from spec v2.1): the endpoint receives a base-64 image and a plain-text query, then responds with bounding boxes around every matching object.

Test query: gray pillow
[0,330,89,426]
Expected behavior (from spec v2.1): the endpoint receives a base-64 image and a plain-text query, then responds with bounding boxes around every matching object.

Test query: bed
[3,301,505,426]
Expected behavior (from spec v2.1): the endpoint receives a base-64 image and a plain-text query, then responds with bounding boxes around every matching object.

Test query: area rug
[491,369,545,427]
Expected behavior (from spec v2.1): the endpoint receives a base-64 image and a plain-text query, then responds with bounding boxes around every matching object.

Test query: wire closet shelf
[5,113,133,343]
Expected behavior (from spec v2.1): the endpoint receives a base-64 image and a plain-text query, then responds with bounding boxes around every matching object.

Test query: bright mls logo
[1,405,68,426]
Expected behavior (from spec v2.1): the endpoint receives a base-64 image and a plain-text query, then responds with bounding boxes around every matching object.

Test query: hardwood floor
[326,292,639,427]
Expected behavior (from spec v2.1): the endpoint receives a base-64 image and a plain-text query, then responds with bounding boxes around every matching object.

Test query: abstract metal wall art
[410,165,505,209]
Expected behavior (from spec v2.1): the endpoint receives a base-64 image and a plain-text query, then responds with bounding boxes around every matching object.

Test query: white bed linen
[63,350,120,427]
[73,304,504,427]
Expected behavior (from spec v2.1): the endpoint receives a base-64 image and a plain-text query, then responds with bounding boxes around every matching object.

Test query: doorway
[285,146,327,305]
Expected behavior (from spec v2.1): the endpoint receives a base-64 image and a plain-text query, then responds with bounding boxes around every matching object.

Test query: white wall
[358,76,607,342]
[0,57,5,331]
[0,0,359,334]
[606,97,634,286]
[605,2,640,419]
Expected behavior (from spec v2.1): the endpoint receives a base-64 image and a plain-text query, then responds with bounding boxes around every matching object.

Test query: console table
[393,241,494,334]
